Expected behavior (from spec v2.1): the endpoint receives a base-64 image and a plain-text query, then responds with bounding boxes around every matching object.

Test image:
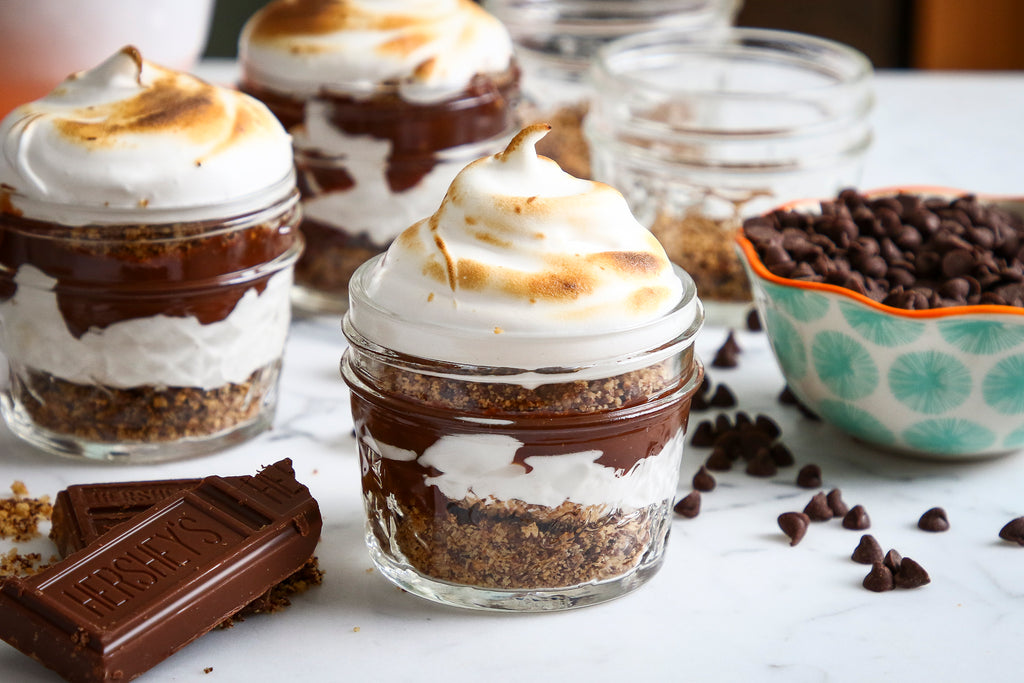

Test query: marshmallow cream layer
[0,266,292,390]
[367,428,685,510]
[240,0,514,104]
[0,47,294,225]
[348,124,696,369]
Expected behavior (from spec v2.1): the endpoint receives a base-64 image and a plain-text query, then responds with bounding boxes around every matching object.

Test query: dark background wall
[203,0,1024,70]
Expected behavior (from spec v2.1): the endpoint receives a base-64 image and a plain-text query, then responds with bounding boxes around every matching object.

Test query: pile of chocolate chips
[743,189,1024,309]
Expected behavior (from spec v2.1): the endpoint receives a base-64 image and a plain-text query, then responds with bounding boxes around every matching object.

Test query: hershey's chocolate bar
[0,459,321,683]
[50,476,247,558]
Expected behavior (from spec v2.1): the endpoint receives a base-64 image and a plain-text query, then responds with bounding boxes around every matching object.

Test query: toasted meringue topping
[348,124,697,368]
[0,47,294,225]
[239,0,514,103]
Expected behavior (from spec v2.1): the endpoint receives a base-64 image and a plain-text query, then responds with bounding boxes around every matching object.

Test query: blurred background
[205,0,1024,69]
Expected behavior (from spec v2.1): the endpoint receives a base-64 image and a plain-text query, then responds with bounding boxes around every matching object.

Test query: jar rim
[0,170,298,228]
[592,27,873,102]
[487,0,740,35]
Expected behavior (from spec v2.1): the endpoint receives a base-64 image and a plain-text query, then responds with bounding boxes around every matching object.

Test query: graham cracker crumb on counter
[0,481,53,543]
[352,626,361,633]
[0,549,57,579]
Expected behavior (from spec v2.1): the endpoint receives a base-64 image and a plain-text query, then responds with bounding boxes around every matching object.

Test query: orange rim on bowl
[735,185,1024,320]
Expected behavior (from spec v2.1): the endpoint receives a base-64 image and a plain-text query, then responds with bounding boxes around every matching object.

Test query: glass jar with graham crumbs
[485,0,740,178]
[341,125,705,611]
[586,28,874,323]
[0,48,301,462]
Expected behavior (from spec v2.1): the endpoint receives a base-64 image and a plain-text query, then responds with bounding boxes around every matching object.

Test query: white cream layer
[295,101,509,244]
[365,428,685,510]
[240,0,513,104]
[0,48,294,225]
[0,266,292,390]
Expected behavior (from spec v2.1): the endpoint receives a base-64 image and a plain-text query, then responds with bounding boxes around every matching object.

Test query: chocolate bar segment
[0,459,321,683]
[50,476,246,558]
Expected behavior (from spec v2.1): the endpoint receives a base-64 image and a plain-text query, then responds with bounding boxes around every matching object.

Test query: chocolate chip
[745,448,777,477]
[918,507,950,532]
[778,512,810,546]
[746,308,762,331]
[803,492,833,521]
[690,420,716,447]
[842,505,871,530]
[733,411,753,432]
[754,414,781,439]
[863,562,895,592]
[705,447,732,472]
[778,385,798,405]
[851,534,883,564]
[673,491,701,518]
[769,443,795,467]
[708,384,737,408]
[796,464,822,489]
[826,488,849,516]
[713,413,732,436]
[894,557,931,589]
[883,548,902,573]
[998,517,1024,545]
[712,330,742,368]
[692,466,716,492]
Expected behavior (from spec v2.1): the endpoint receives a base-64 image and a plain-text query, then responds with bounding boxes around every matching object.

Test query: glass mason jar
[586,28,874,323]
[240,71,520,315]
[0,178,302,462]
[341,257,705,611]
[484,0,740,178]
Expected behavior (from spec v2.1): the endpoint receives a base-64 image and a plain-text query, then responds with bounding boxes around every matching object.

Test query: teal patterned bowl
[737,191,1024,459]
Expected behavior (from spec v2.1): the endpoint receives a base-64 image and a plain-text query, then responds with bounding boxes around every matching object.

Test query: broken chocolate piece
[863,562,895,592]
[843,504,871,530]
[674,491,701,518]
[894,557,931,589]
[803,492,833,521]
[796,464,822,489]
[999,517,1024,545]
[0,459,322,683]
[851,534,883,564]
[917,507,950,532]
[778,512,810,546]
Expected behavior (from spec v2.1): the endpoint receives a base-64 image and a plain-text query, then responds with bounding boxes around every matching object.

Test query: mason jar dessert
[0,47,301,462]
[341,125,704,611]
[239,0,520,314]
[586,28,873,322]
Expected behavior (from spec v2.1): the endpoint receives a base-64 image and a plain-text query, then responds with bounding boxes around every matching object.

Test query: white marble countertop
[2,69,1024,682]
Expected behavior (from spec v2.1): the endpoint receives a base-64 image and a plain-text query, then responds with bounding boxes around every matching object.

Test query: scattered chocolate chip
[754,414,781,440]
[712,330,742,368]
[894,557,931,589]
[778,385,798,405]
[883,548,902,573]
[917,507,950,532]
[746,308,763,331]
[691,392,709,411]
[999,517,1024,545]
[705,447,732,471]
[803,492,833,521]
[690,420,716,447]
[708,384,737,408]
[769,442,795,467]
[863,562,895,592]
[692,466,716,492]
[796,464,822,489]
[842,505,871,530]
[746,448,778,477]
[826,488,849,517]
[713,413,732,436]
[733,411,753,431]
[778,512,810,546]
[851,534,883,564]
[673,491,701,518]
